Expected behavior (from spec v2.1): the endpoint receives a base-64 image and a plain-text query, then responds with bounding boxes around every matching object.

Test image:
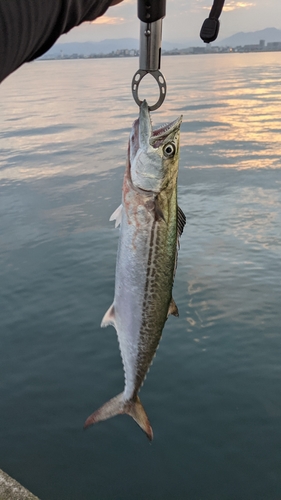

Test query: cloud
[196,0,256,12]
[220,1,255,12]
[91,15,125,25]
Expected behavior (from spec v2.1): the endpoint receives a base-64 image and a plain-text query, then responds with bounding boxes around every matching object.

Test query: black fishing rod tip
[200,18,220,43]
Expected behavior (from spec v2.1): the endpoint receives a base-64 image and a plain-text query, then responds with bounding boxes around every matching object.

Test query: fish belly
[113,200,177,401]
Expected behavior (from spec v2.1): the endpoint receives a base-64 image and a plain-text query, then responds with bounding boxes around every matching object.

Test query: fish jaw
[130,100,182,193]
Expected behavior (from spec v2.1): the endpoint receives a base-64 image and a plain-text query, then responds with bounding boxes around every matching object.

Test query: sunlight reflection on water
[1,53,281,500]
[1,53,281,183]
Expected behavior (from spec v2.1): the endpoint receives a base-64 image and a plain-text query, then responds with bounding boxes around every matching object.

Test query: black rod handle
[138,0,166,24]
[200,0,225,43]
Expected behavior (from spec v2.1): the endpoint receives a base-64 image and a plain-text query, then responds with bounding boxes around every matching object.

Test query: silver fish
[84,101,185,440]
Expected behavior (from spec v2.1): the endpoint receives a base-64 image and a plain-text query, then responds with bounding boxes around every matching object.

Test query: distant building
[267,42,281,50]
[191,47,206,54]
[242,40,265,52]
[40,37,281,61]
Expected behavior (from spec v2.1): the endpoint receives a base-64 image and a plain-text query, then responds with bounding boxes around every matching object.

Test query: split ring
[131,69,167,111]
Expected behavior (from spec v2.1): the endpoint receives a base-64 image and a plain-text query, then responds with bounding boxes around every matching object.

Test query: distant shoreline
[40,46,281,61]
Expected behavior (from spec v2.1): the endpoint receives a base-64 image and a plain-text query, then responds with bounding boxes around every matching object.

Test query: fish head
[129,100,182,193]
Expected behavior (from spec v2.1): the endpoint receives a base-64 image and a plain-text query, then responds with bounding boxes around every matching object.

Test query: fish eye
[163,142,176,158]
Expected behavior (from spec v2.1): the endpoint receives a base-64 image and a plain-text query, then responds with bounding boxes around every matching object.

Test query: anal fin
[101,304,116,328]
[109,204,122,228]
[168,298,179,317]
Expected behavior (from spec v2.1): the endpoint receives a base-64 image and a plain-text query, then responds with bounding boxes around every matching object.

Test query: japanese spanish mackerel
[84,100,185,440]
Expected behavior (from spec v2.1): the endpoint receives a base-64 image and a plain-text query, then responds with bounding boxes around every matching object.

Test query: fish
[84,100,185,440]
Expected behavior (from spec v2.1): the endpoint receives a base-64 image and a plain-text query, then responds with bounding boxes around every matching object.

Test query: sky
[58,0,281,44]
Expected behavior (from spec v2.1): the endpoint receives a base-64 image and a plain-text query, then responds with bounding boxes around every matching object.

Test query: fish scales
[137,204,178,390]
[117,163,178,398]
[84,101,185,440]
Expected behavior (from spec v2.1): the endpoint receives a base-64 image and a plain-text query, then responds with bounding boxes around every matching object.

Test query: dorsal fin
[177,206,186,238]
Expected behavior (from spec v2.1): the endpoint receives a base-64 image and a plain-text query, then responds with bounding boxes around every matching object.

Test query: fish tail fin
[126,395,153,441]
[83,393,153,441]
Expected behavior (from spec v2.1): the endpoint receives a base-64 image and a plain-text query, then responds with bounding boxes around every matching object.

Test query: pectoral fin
[154,197,166,222]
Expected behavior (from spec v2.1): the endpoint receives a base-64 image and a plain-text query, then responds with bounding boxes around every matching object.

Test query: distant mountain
[45,38,138,56]
[218,27,281,47]
[43,38,193,57]
[42,28,281,58]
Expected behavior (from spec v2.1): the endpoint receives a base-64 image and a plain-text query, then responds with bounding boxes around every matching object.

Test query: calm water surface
[1,53,281,500]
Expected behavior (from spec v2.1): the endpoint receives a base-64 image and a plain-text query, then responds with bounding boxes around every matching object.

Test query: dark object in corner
[200,0,225,43]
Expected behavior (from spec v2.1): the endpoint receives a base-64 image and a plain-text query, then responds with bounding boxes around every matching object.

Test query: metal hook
[132,69,167,112]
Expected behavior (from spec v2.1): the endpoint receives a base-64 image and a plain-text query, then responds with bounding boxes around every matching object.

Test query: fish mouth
[130,100,182,157]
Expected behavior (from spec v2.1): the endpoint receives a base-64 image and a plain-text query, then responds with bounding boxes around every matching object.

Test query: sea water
[1,53,281,500]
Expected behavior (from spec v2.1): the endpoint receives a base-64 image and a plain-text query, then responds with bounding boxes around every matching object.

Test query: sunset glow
[224,1,256,12]
[91,15,125,25]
